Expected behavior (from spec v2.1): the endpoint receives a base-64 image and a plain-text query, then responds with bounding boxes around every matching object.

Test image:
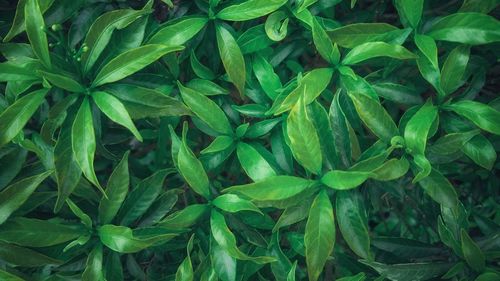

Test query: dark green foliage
[0,0,499,280]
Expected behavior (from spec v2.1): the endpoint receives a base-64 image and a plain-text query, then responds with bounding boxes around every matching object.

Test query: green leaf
[98,151,129,224]
[286,95,322,174]
[158,204,209,229]
[116,169,171,226]
[0,241,62,267]
[462,134,496,170]
[213,194,263,215]
[223,176,314,201]
[342,42,416,65]
[372,238,443,260]
[371,157,410,181]
[176,235,194,281]
[92,91,142,141]
[216,24,246,95]
[0,269,24,281]
[460,229,485,272]
[271,68,333,115]
[72,98,104,193]
[265,11,289,42]
[321,170,372,190]
[82,244,105,281]
[98,224,177,253]
[237,142,277,181]
[336,190,371,260]
[0,170,52,225]
[210,210,274,264]
[312,17,340,64]
[360,260,453,281]
[348,92,399,143]
[444,100,500,135]
[201,135,234,154]
[178,82,232,135]
[0,61,39,82]
[328,23,410,48]
[147,16,208,45]
[0,217,84,247]
[92,44,183,87]
[38,71,86,93]
[441,46,470,95]
[305,190,335,281]
[418,168,459,208]
[414,34,438,70]
[252,53,282,99]
[105,83,190,119]
[0,88,48,148]
[287,260,298,281]
[427,12,500,45]
[395,0,423,28]
[216,0,287,21]
[66,199,92,229]
[404,100,438,156]
[24,0,51,68]
[211,243,237,281]
[3,0,54,42]
[81,8,151,73]
[178,123,211,199]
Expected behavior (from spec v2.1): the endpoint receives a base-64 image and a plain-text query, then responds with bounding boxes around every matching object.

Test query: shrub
[0,0,499,280]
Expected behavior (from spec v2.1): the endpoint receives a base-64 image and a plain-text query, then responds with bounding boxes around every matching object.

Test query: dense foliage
[0,0,499,280]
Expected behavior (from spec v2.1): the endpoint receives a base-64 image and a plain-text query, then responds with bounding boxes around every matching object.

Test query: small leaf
[178,123,211,199]
[305,190,335,281]
[223,176,314,201]
[321,170,372,190]
[216,0,287,21]
[444,100,500,135]
[286,95,322,174]
[441,46,470,95]
[427,12,500,45]
[237,142,277,181]
[92,44,183,86]
[0,88,48,148]
[98,224,177,253]
[216,24,246,95]
[24,0,51,68]
[98,151,130,224]
[178,82,232,135]
[212,194,263,215]
[312,17,340,64]
[39,71,86,92]
[72,98,104,193]
[342,42,416,65]
[92,91,142,141]
[148,16,208,46]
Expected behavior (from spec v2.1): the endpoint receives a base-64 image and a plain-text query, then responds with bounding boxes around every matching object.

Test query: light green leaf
[98,224,177,253]
[213,194,263,215]
[216,0,287,21]
[72,98,104,193]
[92,44,183,87]
[321,170,372,190]
[286,95,322,174]
[328,23,411,48]
[0,88,48,148]
[395,0,424,28]
[272,68,333,115]
[178,123,211,199]
[98,151,129,224]
[305,190,335,281]
[414,34,438,70]
[178,82,233,135]
[348,92,399,143]
[24,0,51,68]
[201,136,234,154]
[427,12,500,45]
[444,100,500,135]
[216,24,246,95]
[82,244,105,281]
[418,168,459,208]
[312,17,340,64]
[92,91,142,141]
[342,42,416,65]
[148,16,208,45]
[158,204,209,229]
[462,134,496,170]
[237,142,277,181]
[223,176,314,201]
[441,46,470,95]
[404,100,438,156]
[176,235,194,281]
